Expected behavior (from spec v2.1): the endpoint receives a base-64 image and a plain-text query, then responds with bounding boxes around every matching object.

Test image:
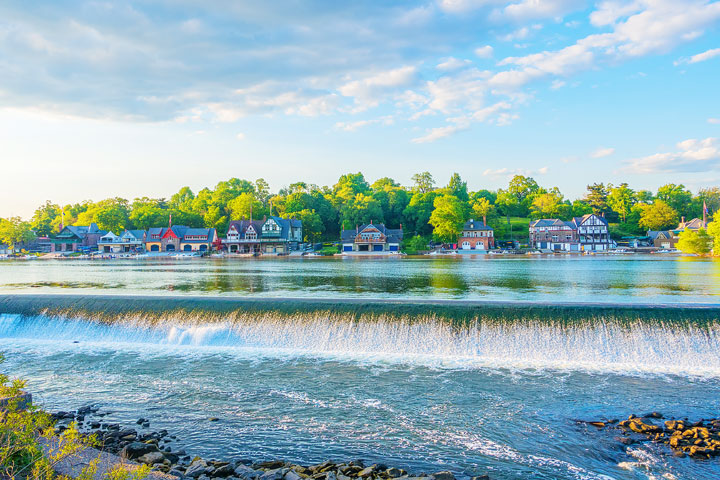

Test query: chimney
[263,215,267,221]
[400,223,403,231]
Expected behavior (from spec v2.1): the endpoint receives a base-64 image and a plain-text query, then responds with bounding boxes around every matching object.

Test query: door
[461,241,471,250]
[166,244,176,252]
[151,244,159,252]
[183,245,192,251]
[373,244,384,252]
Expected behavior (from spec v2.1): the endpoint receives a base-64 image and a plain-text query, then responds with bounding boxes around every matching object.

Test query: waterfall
[2,310,720,377]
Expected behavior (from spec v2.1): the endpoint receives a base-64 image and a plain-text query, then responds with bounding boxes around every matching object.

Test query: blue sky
[1,0,719,218]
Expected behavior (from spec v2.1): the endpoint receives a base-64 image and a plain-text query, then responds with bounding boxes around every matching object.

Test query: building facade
[97,230,147,253]
[648,217,708,249]
[51,223,106,252]
[529,214,610,252]
[457,219,494,250]
[145,226,217,252]
[223,217,302,254]
[340,223,402,253]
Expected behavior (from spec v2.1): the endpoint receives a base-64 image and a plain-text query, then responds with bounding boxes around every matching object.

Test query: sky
[1,0,719,218]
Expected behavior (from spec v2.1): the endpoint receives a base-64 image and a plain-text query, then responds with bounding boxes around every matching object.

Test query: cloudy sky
[1,0,719,217]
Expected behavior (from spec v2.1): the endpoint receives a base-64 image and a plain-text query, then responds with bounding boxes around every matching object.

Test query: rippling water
[0,255,719,302]
[2,311,720,480]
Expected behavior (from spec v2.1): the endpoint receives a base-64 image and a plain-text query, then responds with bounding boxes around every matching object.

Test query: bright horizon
[1,1,720,218]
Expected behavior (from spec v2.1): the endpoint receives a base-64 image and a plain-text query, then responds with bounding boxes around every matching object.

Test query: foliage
[676,228,713,255]
[607,183,636,223]
[584,183,609,215]
[530,189,564,219]
[429,195,465,243]
[471,197,494,226]
[0,218,36,252]
[401,235,429,254]
[30,202,62,237]
[411,172,435,194]
[638,200,678,231]
[707,214,720,254]
[657,183,692,218]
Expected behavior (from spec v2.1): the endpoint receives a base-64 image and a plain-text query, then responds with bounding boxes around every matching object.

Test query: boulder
[431,472,455,480]
[138,452,166,465]
[284,471,303,480]
[214,464,236,477]
[186,460,210,479]
[234,465,260,480]
[120,442,159,460]
[259,468,289,480]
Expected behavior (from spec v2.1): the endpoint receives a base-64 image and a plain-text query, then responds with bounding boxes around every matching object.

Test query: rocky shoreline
[51,406,491,480]
[583,412,720,459]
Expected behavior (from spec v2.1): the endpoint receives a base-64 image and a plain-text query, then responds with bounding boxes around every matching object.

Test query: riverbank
[51,405,491,480]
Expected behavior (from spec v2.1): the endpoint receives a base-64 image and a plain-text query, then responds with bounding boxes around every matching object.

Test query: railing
[354,237,386,243]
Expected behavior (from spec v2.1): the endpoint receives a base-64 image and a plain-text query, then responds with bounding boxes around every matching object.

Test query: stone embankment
[51,406,491,480]
[584,412,720,459]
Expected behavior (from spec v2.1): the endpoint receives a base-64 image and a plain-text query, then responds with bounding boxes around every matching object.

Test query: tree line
[1,173,720,251]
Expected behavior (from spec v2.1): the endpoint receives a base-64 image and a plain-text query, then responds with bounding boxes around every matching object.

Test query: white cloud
[411,124,467,143]
[675,47,720,65]
[334,116,394,132]
[338,66,418,108]
[499,25,542,41]
[437,0,503,14]
[236,132,245,140]
[622,137,720,173]
[436,57,472,71]
[482,166,549,177]
[550,79,566,89]
[501,0,586,21]
[474,45,494,58]
[410,101,512,143]
[591,147,615,158]
[709,118,720,124]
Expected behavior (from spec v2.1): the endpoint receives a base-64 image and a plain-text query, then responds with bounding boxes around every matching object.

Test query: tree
[471,198,494,226]
[507,175,539,203]
[607,183,636,223]
[371,184,410,229]
[411,172,435,194]
[227,192,264,220]
[293,209,324,242]
[255,178,271,206]
[707,213,720,255]
[530,189,564,219]
[76,198,130,233]
[31,201,61,236]
[0,217,36,252]
[371,177,399,190]
[339,193,383,229]
[657,184,692,217]
[429,195,465,243]
[638,200,678,231]
[676,228,712,255]
[571,200,593,217]
[446,173,469,202]
[333,173,370,203]
[129,198,170,230]
[584,183,609,214]
[403,191,437,236]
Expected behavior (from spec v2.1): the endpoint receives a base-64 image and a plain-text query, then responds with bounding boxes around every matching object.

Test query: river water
[1,257,720,479]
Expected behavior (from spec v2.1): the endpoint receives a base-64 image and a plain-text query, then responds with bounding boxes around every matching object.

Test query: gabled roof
[341,223,403,243]
[529,218,572,228]
[227,217,300,241]
[679,218,707,230]
[571,213,609,227]
[99,231,119,240]
[57,223,107,239]
[463,219,493,231]
[122,230,146,240]
[647,230,672,240]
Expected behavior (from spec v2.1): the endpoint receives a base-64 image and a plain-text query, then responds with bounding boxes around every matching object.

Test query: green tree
[657,184,692,217]
[411,171,435,193]
[584,183,609,215]
[0,217,36,252]
[340,193,383,229]
[30,201,61,237]
[129,198,170,230]
[571,200,593,217]
[371,183,410,229]
[530,189,564,219]
[638,200,678,231]
[429,195,465,243]
[707,213,720,254]
[471,197,494,226]
[676,228,712,255]
[76,198,130,233]
[403,191,437,236]
[446,173,469,202]
[371,177,399,190]
[293,209,324,242]
[607,183,636,223]
[255,178,271,206]
[333,173,370,204]
[227,192,264,220]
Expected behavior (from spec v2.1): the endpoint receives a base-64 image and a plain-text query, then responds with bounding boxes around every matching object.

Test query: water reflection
[0,256,718,303]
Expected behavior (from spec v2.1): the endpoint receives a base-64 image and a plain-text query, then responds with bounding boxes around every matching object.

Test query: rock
[214,464,236,477]
[386,468,404,478]
[644,412,664,419]
[357,466,376,478]
[234,465,259,480]
[259,468,289,480]
[120,442,159,460]
[284,471,302,480]
[471,476,490,480]
[256,461,286,470]
[431,472,454,480]
[138,452,166,465]
[185,460,210,479]
[209,417,220,422]
[169,468,186,478]
[325,472,337,480]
